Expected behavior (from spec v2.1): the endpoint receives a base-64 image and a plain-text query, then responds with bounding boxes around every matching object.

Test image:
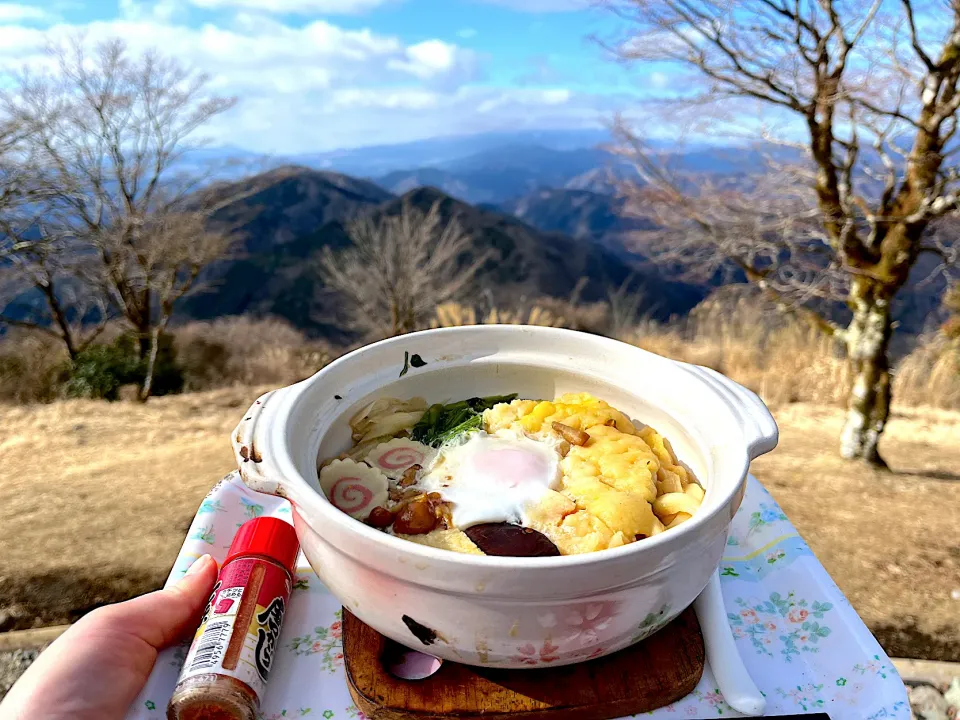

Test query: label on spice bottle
[178,558,291,698]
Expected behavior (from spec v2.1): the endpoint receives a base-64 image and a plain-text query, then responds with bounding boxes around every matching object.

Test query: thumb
[96,554,219,650]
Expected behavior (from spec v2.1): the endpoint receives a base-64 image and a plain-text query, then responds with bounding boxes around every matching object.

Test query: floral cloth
[127,473,908,719]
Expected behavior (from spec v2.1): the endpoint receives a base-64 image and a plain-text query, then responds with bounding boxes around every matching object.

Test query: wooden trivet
[343,606,705,720]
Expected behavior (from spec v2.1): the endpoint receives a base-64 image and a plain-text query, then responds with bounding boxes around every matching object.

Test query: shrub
[64,333,183,400]
[64,338,141,400]
[172,317,333,390]
[0,330,69,403]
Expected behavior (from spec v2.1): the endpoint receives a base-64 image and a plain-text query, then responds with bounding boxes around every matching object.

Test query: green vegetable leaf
[411,394,518,446]
[435,414,482,445]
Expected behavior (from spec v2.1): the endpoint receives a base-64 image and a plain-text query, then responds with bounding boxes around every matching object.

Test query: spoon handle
[694,572,767,716]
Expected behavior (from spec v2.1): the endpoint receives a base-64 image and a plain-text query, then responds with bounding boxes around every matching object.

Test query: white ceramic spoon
[694,572,767,716]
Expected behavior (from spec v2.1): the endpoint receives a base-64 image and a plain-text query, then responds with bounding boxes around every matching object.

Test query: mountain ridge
[183,174,707,339]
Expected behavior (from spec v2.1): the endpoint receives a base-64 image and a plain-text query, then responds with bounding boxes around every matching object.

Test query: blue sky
[0,0,666,153]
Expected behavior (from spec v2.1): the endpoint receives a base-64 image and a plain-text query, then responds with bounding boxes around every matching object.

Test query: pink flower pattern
[510,643,540,666]
[559,601,619,647]
[509,639,562,665]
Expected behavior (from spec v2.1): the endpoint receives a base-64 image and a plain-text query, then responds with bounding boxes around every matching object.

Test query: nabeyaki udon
[319,393,705,557]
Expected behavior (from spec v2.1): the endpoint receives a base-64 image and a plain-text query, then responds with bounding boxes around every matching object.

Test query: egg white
[418,428,563,529]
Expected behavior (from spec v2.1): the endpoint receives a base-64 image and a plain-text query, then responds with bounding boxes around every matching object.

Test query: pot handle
[685,365,779,460]
[232,388,290,497]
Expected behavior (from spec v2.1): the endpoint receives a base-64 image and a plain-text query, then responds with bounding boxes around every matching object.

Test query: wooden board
[343,607,705,720]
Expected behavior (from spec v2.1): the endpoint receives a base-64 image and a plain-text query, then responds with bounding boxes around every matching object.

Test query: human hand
[0,554,218,720]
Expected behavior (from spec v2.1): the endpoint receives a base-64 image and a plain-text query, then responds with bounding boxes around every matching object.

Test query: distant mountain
[206,165,392,255]
[375,168,472,201]
[297,128,618,176]
[498,188,655,249]
[564,167,626,194]
[377,145,623,204]
[172,134,791,188]
[183,176,707,339]
[375,186,635,302]
[181,167,391,331]
[371,143,799,204]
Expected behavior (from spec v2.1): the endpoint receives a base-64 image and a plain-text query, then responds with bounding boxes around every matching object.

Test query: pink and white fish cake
[319,459,388,519]
[365,438,433,479]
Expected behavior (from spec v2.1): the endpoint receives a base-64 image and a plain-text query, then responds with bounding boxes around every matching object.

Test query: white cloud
[0,12,614,153]
[240,85,612,152]
[0,3,54,22]
[119,0,182,22]
[476,87,570,113]
[0,16,479,89]
[649,71,669,88]
[189,0,392,13]
[471,0,589,11]
[388,40,458,78]
[456,27,477,39]
[330,88,440,109]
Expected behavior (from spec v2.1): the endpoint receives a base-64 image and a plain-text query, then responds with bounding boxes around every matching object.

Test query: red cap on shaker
[224,516,300,573]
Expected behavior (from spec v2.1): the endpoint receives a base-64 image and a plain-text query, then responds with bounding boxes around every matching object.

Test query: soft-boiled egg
[418,429,562,529]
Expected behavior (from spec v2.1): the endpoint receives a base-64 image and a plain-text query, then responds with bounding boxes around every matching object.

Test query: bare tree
[0,228,109,359]
[2,37,240,399]
[319,201,488,340]
[607,0,960,466]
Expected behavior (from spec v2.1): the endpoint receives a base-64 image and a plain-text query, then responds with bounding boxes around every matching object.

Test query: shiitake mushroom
[465,523,561,557]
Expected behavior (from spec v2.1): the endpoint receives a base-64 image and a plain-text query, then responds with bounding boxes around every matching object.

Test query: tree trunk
[136,326,151,360]
[39,280,78,360]
[840,282,893,468]
[138,326,161,402]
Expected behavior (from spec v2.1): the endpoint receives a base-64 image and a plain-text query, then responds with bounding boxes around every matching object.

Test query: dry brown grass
[751,403,960,662]
[5,291,957,412]
[0,386,270,628]
[432,299,612,334]
[433,290,960,411]
[0,389,956,661]
[172,316,333,391]
[893,333,960,409]
[0,330,69,404]
[0,317,333,406]
[623,294,960,411]
[432,302,567,328]
[624,301,852,407]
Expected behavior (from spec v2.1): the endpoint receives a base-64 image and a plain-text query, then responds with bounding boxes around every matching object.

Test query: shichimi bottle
[168,516,300,720]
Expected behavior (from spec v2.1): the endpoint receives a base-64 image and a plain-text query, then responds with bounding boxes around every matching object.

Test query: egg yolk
[472,447,554,489]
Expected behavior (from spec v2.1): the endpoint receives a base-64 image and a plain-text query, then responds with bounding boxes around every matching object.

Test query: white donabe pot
[233,326,778,669]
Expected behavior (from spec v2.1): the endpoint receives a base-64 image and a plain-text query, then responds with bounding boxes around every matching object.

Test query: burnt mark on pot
[239,445,263,463]
[399,351,428,377]
[334,394,343,400]
[402,615,438,646]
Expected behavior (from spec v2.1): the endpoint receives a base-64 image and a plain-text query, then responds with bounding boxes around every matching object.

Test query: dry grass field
[0,387,957,661]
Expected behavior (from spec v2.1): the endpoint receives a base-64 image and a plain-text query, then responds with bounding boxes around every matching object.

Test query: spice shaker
[168,516,300,720]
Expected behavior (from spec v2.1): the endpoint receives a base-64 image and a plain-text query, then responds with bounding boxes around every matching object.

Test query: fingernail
[185,554,213,577]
